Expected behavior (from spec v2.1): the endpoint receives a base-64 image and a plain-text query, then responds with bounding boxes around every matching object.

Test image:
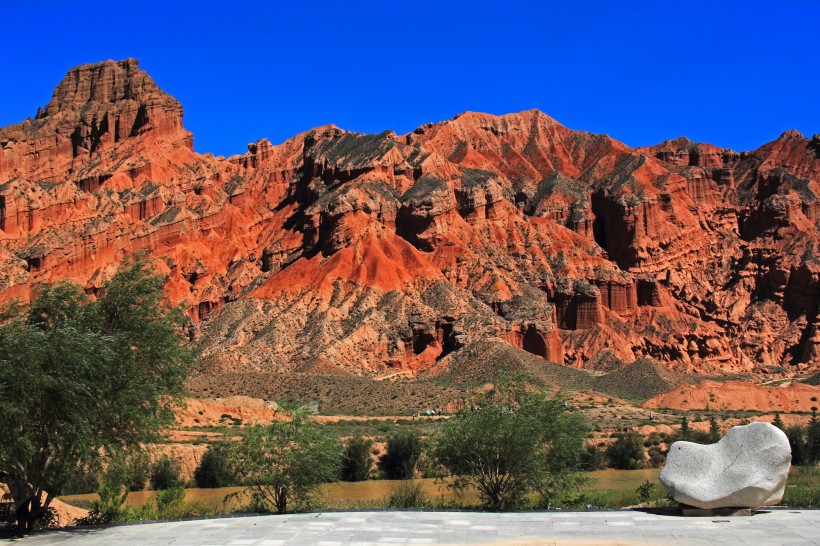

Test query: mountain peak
[778,129,804,140]
[0,58,189,184]
[43,58,168,117]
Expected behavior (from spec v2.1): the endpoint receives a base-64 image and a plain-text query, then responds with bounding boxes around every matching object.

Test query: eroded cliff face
[0,59,817,376]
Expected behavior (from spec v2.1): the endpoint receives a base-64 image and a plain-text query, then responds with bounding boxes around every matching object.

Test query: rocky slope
[1,59,818,380]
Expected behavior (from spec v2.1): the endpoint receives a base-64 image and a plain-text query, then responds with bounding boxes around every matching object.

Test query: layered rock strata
[0,59,818,376]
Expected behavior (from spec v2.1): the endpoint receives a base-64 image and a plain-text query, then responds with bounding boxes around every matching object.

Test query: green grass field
[59,466,820,515]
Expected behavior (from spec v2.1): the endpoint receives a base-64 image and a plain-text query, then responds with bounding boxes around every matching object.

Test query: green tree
[378,432,422,480]
[154,486,185,517]
[194,444,235,488]
[150,455,182,490]
[433,391,588,510]
[225,411,342,513]
[679,415,690,440]
[74,467,130,525]
[773,413,785,431]
[784,425,807,466]
[709,417,722,442]
[74,448,148,524]
[579,443,603,471]
[807,411,820,464]
[341,437,373,482]
[605,431,645,470]
[0,257,194,522]
[126,451,151,492]
[674,414,712,444]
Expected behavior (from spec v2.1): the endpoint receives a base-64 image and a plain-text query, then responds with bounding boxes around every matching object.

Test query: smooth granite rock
[659,421,791,509]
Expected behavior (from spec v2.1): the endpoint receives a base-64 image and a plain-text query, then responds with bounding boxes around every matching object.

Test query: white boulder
[659,421,791,509]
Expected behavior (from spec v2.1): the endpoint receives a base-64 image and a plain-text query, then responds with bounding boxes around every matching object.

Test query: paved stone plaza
[14,509,820,545]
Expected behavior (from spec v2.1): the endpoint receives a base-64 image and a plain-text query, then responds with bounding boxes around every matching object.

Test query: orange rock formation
[1,59,818,377]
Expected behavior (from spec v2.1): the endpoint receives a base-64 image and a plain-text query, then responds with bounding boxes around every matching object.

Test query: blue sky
[2,0,818,156]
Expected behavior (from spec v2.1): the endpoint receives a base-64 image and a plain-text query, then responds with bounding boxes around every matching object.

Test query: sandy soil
[175,396,281,427]
[1,483,89,528]
[50,498,89,527]
[644,380,820,412]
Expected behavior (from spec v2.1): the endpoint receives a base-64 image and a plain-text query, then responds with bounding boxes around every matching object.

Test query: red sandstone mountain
[1,59,818,379]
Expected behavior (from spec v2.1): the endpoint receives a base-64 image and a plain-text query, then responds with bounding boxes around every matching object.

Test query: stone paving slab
[8,509,820,545]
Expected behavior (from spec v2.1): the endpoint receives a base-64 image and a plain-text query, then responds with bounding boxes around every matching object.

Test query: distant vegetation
[592,358,685,401]
[341,437,374,482]
[58,404,820,523]
[194,444,236,489]
[378,432,422,480]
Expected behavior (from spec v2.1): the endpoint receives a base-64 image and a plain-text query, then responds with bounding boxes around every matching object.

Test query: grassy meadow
[59,466,819,516]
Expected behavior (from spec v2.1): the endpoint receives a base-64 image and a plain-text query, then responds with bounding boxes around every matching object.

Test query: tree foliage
[579,443,604,471]
[709,417,722,442]
[0,257,194,519]
[378,432,422,480]
[225,411,342,513]
[341,437,373,482]
[605,431,645,470]
[150,455,182,490]
[74,465,131,525]
[674,414,713,444]
[433,389,588,510]
[679,415,689,439]
[194,443,236,488]
[808,411,820,464]
[125,451,152,492]
[785,425,807,466]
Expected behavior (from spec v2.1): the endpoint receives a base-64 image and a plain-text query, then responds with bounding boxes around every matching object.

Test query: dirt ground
[645,380,820,413]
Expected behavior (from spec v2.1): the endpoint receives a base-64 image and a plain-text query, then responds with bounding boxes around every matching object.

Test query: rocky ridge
[1,59,818,379]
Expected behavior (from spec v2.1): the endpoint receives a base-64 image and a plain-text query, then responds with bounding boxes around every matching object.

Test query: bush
[785,426,807,466]
[647,446,665,467]
[194,444,235,488]
[378,432,422,480]
[75,480,129,525]
[579,444,603,471]
[434,389,589,510]
[605,431,645,469]
[341,437,373,482]
[808,412,820,464]
[386,480,428,508]
[150,455,182,490]
[536,472,590,509]
[781,466,820,507]
[643,433,662,447]
[155,486,186,517]
[224,410,342,513]
[127,451,151,492]
[635,480,655,503]
[74,449,149,525]
[675,415,713,444]
[708,417,722,442]
[36,506,60,529]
